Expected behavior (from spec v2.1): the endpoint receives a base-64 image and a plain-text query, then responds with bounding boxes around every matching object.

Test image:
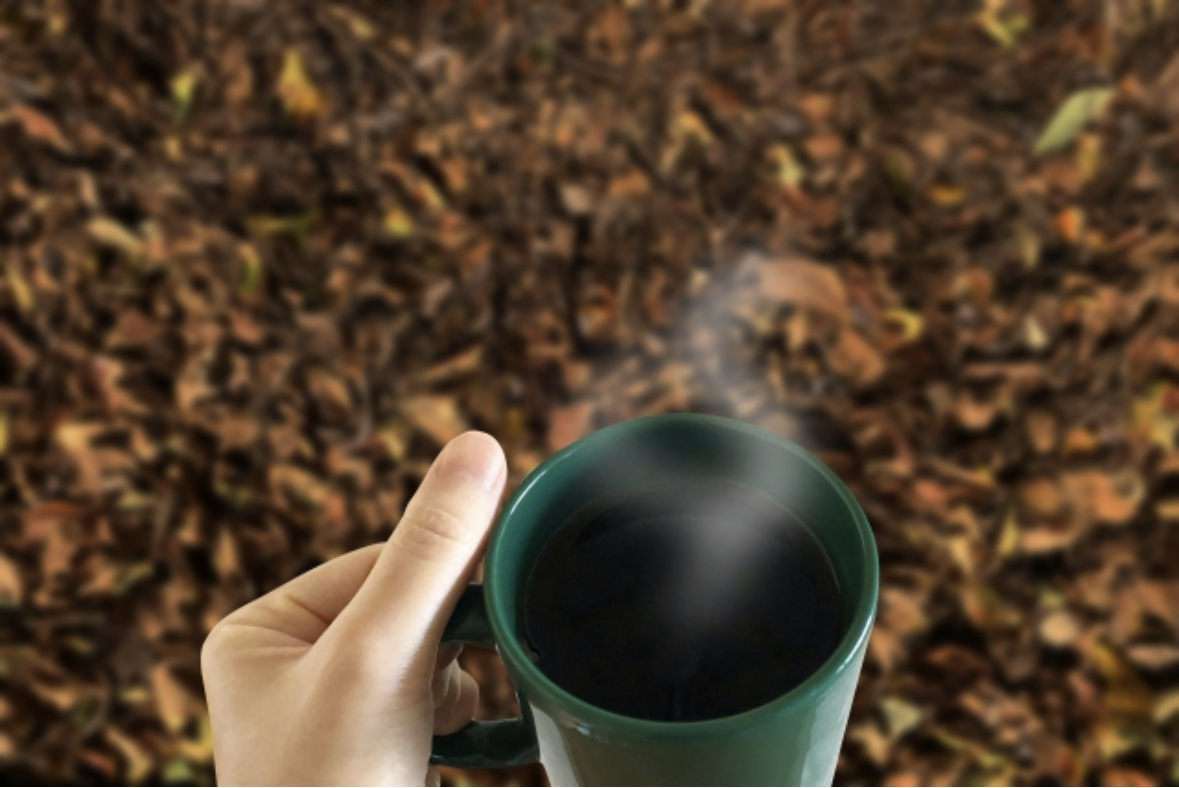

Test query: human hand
[201,431,508,786]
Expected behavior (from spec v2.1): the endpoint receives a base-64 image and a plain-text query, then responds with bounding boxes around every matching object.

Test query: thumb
[328,431,506,673]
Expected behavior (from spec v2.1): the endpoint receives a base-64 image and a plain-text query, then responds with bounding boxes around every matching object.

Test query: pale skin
[201,431,508,786]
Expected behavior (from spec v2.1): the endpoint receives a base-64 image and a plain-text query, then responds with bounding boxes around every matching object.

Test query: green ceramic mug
[430,413,878,786]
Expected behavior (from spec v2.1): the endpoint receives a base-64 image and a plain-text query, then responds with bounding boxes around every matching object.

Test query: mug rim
[484,412,879,740]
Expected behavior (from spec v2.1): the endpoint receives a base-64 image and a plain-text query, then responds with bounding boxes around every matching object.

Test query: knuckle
[200,620,235,675]
[398,499,474,561]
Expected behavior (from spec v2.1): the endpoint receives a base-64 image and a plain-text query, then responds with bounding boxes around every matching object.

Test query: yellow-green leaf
[329,7,376,40]
[116,562,155,595]
[247,210,318,240]
[976,3,1030,49]
[163,756,194,785]
[1155,689,1179,724]
[997,504,1020,557]
[106,728,152,784]
[6,268,33,313]
[277,49,324,120]
[879,696,923,739]
[1034,87,1114,155]
[239,246,263,297]
[383,207,415,239]
[767,144,805,191]
[884,308,924,343]
[1077,133,1102,181]
[171,68,199,124]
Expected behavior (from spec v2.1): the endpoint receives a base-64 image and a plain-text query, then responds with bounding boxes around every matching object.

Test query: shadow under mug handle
[430,584,540,769]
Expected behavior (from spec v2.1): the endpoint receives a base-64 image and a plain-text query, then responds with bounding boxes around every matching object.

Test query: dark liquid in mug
[522,479,844,722]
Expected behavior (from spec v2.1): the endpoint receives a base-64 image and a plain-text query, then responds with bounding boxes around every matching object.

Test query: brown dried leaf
[803,131,844,162]
[1025,410,1058,454]
[1100,767,1155,787]
[1091,643,1154,720]
[1061,469,1144,527]
[548,401,595,452]
[11,105,71,151]
[1151,51,1179,120]
[1039,610,1080,648]
[0,554,22,607]
[1018,477,1065,520]
[151,664,195,733]
[829,329,885,389]
[87,217,144,257]
[269,465,330,512]
[758,258,849,323]
[0,323,36,371]
[107,310,164,349]
[953,392,1002,432]
[1020,525,1081,555]
[559,183,595,216]
[400,395,467,446]
[1125,643,1179,672]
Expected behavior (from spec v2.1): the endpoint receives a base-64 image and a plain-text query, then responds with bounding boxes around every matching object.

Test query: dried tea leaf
[1101,767,1156,787]
[829,329,885,388]
[976,0,1030,48]
[1155,690,1179,724]
[758,258,849,323]
[559,183,595,216]
[106,728,153,785]
[767,144,805,191]
[879,696,924,739]
[277,48,325,120]
[164,756,194,785]
[803,131,844,162]
[11,105,71,151]
[1054,206,1085,243]
[1019,476,1065,520]
[215,529,241,578]
[607,169,650,199]
[171,67,200,123]
[1150,51,1179,120]
[548,401,595,451]
[954,391,1003,432]
[1023,315,1049,352]
[1020,525,1080,555]
[847,721,890,766]
[383,207,415,238]
[6,268,33,313]
[1061,470,1144,526]
[1125,643,1179,672]
[151,664,194,733]
[87,217,144,257]
[1091,642,1154,720]
[883,308,924,345]
[178,712,215,763]
[238,246,264,297]
[0,554,22,607]
[329,6,377,40]
[400,395,466,446]
[1039,610,1080,648]
[1034,87,1114,155]
[674,110,713,147]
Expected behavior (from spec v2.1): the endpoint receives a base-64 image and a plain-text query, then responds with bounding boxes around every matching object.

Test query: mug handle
[430,584,540,769]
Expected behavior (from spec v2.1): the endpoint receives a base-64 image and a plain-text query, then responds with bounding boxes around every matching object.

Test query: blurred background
[2,0,1179,785]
